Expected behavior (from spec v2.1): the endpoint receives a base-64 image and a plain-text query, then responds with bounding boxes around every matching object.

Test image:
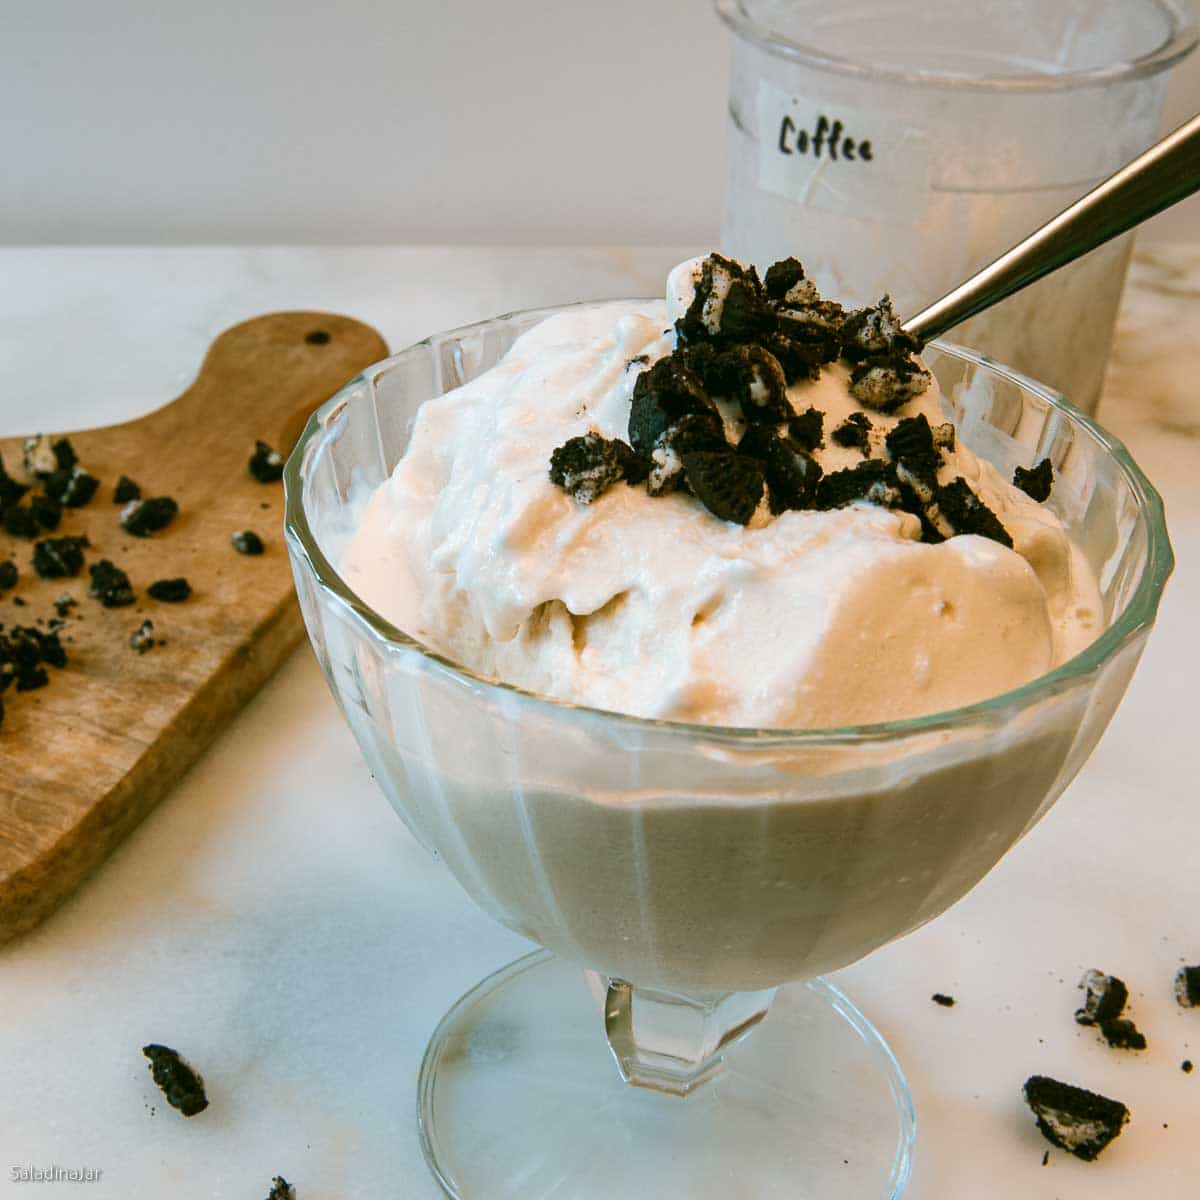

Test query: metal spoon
[903,112,1200,342]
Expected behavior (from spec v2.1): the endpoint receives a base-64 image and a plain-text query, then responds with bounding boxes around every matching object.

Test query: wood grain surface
[0,311,388,945]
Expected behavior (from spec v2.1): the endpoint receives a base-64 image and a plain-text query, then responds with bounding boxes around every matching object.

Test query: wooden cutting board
[0,311,388,945]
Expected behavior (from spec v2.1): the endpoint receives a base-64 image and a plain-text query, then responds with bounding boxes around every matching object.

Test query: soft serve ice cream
[342,253,1100,729]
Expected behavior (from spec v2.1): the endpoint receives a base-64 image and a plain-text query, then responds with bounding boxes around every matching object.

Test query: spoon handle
[903,112,1200,343]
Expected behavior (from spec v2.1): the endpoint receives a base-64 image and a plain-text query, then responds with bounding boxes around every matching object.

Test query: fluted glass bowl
[284,305,1171,1199]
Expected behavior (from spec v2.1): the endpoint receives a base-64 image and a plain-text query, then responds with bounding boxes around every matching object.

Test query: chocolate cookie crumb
[1173,965,1200,1007]
[648,413,727,495]
[1041,1150,1049,1166]
[549,432,639,504]
[3,505,39,539]
[848,352,931,412]
[628,357,717,457]
[33,536,89,579]
[1183,1060,1194,1074]
[232,530,265,556]
[815,460,904,512]
[148,578,191,603]
[1075,970,1129,1026]
[53,594,76,617]
[714,344,793,424]
[129,620,157,654]
[763,256,817,305]
[739,427,822,513]
[832,412,872,453]
[937,478,1013,547]
[45,464,100,508]
[265,1177,296,1200]
[120,496,178,537]
[142,1044,208,1117]
[88,560,136,608]
[29,493,62,531]
[113,474,141,503]
[1022,1075,1129,1161]
[840,296,920,363]
[249,440,285,483]
[677,253,769,343]
[1098,1017,1147,1051]
[787,408,824,452]
[1014,458,1054,503]
[932,993,955,1007]
[682,451,763,525]
[0,561,16,591]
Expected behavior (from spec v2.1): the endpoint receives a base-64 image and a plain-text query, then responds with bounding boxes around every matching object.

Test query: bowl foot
[417,949,915,1198]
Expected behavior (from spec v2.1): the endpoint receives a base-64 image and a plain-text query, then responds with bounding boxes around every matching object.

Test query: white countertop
[0,244,1197,1199]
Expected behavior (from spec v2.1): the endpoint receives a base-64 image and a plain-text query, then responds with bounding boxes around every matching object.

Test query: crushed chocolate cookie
[628,357,718,457]
[1075,970,1129,1026]
[129,620,158,654]
[53,593,76,617]
[832,412,872,453]
[760,330,832,381]
[249,440,286,483]
[1177,966,1200,1007]
[0,561,16,590]
[3,505,38,539]
[45,463,99,508]
[682,451,763,525]
[840,296,920,363]
[1183,1060,1194,1074]
[932,993,955,1007]
[787,408,824,451]
[937,478,1013,547]
[88,560,135,608]
[816,460,904,512]
[647,413,727,495]
[773,298,846,350]
[142,1044,208,1116]
[1023,1075,1129,1161]
[549,432,635,504]
[739,426,822,514]
[885,413,941,487]
[1098,1018,1147,1051]
[714,344,792,424]
[265,1177,296,1200]
[29,493,62,530]
[676,253,769,344]
[849,353,932,412]
[32,535,89,579]
[1013,458,1054,503]
[148,578,191,603]
[231,530,265,556]
[120,496,178,537]
[763,256,818,305]
[0,624,66,693]
[113,474,141,503]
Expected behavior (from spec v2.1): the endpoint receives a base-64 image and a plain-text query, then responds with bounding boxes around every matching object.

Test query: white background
[2,0,1199,245]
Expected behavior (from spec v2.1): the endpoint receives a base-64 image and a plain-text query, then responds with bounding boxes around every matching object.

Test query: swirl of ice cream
[340,257,1100,728]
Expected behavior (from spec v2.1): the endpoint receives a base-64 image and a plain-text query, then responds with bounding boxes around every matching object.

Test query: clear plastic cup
[716,0,1197,413]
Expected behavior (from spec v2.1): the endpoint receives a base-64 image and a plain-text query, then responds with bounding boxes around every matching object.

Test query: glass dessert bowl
[283,306,1172,1199]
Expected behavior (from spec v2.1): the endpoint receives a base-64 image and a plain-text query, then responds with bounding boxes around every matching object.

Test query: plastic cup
[716,0,1197,413]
